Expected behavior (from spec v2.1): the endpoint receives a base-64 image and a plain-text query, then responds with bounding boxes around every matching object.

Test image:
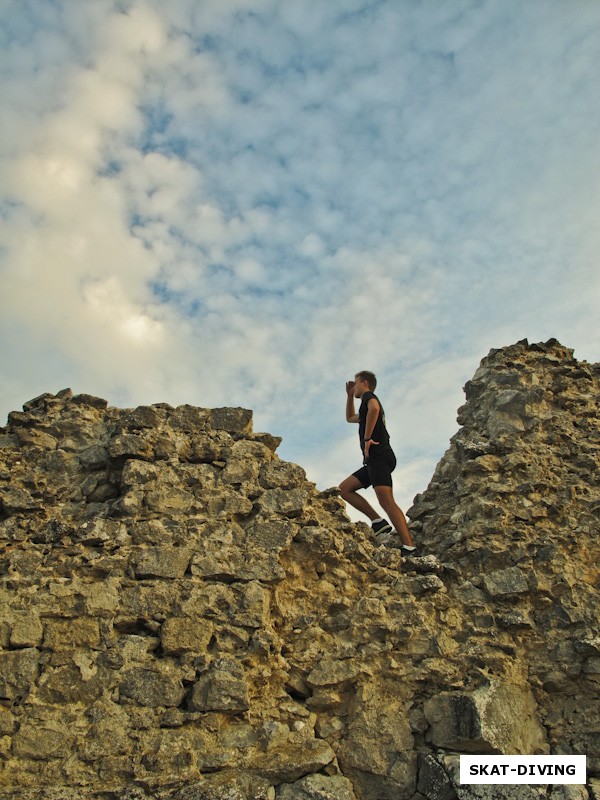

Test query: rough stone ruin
[0,338,598,800]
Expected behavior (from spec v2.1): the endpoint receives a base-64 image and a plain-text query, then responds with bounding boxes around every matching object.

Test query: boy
[339,371,416,551]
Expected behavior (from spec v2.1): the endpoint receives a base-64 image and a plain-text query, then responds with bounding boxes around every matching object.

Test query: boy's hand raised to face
[346,380,355,395]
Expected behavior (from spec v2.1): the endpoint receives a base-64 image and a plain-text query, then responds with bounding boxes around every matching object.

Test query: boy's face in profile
[352,376,369,399]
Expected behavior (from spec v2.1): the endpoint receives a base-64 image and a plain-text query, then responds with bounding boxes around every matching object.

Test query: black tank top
[358,391,391,452]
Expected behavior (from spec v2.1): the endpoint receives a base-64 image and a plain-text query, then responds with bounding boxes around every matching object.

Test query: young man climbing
[339,371,417,552]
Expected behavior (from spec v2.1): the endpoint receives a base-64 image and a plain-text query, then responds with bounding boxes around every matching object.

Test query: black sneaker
[400,544,419,556]
[371,519,393,535]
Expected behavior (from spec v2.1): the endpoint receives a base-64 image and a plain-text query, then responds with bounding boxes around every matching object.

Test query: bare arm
[345,381,359,422]
[363,397,380,457]
[363,397,380,440]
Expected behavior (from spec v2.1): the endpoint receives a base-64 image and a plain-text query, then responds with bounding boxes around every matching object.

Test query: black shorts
[352,448,397,489]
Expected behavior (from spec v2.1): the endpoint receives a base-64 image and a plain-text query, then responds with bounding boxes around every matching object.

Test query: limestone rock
[190,657,250,713]
[416,753,456,800]
[482,566,529,597]
[0,338,598,799]
[277,773,358,799]
[119,664,186,707]
[0,649,40,701]
[423,680,547,754]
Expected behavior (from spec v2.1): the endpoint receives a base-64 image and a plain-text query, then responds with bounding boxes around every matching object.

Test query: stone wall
[0,339,598,800]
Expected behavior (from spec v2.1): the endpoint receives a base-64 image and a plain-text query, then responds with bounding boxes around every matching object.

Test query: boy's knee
[339,482,351,500]
[339,477,360,500]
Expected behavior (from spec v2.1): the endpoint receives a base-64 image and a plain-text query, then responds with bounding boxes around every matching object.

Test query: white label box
[460,755,586,784]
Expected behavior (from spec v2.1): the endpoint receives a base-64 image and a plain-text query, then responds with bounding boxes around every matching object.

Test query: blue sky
[1,0,599,515]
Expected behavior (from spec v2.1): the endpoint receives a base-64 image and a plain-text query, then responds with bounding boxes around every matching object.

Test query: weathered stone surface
[160,616,213,655]
[408,338,600,780]
[0,486,42,513]
[0,649,40,700]
[338,683,416,799]
[9,612,43,648]
[424,681,547,754]
[109,433,154,461]
[71,393,108,409]
[0,340,598,799]
[277,773,358,799]
[132,545,192,579]
[37,662,106,704]
[483,566,529,597]
[209,406,253,434]
[250,739,337,784]
[416,753,456,800]
[190,657,250,712]
[119,664,186,707]
[43,617,101,650]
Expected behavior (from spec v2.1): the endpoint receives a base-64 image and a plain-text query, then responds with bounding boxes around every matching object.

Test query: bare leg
[373,485,414,547]
[339,475,380,521]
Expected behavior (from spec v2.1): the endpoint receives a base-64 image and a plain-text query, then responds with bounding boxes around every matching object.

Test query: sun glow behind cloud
[1,0,600,512]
